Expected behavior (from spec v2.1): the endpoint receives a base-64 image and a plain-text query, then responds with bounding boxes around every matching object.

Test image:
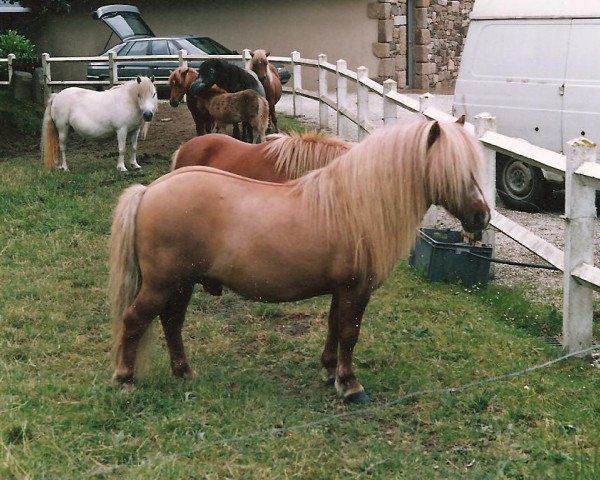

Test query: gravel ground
[277,93,599,308]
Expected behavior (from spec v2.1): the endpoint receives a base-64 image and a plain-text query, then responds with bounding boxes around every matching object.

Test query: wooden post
[419,92,433,114]
[108,51,117,86]
[291,51,302,117]
[318,53,329,130]
[475,113,497,262]
[357,66,369,141]
[178,49,188,68]
[383,79,397,126]
[563,137,596,354]
[243,49,252,70]
[41,52,51,100]
[336,59,348,137]
[7,53,15,84]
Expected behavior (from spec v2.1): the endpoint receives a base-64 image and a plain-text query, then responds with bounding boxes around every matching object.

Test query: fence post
[475,112,497,259]
[178,49,188,68]
[7,53,15,84]
[383,79,397,126]
[336,59,348,137]
[419,92,439,228]
[108,51,117,86]
[357,66,369,141]
[41,52,51,100]
[318,53,329,130]
[563,137,596,354]
[243,49,252,70]
[291,50,302,117]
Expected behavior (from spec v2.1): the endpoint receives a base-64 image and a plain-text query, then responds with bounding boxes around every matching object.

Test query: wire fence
[83,344,600,478]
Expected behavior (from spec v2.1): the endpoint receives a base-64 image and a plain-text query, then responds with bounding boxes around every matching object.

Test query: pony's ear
[250,50,255,57]
[427,121,441,149]
[266,50,271,57]
[182,67,190,77]
[150,76,155,83]
[456,114,466,126]
[136,76,142,84]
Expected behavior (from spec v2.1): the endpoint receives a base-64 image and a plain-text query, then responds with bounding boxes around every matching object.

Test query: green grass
[1,118,600,479]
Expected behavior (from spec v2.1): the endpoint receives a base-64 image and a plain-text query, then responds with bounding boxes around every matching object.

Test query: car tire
[496,153,552,212]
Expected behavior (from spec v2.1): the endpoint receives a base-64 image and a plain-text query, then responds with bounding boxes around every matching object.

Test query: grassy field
[1,113,600,479]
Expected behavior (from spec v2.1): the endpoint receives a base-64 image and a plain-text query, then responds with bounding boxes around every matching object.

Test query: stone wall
[368,0,474,90]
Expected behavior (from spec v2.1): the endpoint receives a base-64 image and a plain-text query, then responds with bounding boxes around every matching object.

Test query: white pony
[41,76,158,171]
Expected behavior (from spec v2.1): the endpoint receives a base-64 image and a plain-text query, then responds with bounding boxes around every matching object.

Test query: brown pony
[250,49,282,133]
[168,67,213,135]
[109,119,490,403]
[170,131,352,182]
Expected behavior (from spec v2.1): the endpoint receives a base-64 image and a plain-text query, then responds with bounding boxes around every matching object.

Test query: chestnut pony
[250,49,282,133]
[168,67,213,135]
[109,119,490,403]
[170,131,352,182]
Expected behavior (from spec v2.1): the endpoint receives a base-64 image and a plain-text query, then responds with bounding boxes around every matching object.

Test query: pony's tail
[41,96,58,170]
[109,184,154,377]
[170,147,181,171]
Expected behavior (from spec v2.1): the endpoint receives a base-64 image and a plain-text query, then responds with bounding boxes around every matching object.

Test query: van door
[562,20,600,149]
[455,20,570,153]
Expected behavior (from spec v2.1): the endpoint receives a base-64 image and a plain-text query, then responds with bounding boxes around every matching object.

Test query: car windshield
[183,37,235,55]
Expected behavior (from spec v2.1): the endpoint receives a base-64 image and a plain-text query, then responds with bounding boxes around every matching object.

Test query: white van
[453,0,600,211]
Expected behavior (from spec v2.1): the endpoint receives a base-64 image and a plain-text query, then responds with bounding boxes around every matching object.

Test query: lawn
[1,111,599,479]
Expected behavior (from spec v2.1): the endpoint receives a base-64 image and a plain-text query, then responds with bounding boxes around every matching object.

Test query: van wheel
[496,154,551,212]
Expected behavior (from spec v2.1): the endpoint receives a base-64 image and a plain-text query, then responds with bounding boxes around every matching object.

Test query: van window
[472,22,571,80]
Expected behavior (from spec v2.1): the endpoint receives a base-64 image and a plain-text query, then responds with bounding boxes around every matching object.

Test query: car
[87,5,290,89]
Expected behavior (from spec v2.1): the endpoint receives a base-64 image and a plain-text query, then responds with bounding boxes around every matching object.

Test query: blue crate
[409,228,492,287]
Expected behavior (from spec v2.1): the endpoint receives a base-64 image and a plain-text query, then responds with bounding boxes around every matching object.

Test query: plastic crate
[409,228,492,287]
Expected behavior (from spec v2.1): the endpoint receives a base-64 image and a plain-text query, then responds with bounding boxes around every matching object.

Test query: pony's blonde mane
[292,120,485,285]
[263,131,353,179]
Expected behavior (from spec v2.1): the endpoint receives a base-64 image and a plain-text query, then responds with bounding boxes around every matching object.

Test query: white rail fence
[3,50,598,354]
[0,53,16,86]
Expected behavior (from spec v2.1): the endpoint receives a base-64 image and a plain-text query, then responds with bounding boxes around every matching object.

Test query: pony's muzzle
[169,99,180,108]
[460,210,490,234]
[143,111,154,122]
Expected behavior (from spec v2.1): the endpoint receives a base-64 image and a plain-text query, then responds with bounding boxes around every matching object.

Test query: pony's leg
[115,128,128,171]
[113,285,172,385]
[159,284,195,379]
[334,289,371,404]
[128,128,142,170]
[232,123,240,139]
[320,295,340,386]
[269,104,278,133]
[57,126,69,171]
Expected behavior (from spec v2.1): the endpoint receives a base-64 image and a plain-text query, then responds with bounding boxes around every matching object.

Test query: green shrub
[0,30,37,77]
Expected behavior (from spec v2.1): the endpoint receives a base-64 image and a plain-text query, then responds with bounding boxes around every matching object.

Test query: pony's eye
[153,93,157,98]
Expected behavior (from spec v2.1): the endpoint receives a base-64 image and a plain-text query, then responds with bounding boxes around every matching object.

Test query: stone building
[369,0,475,89]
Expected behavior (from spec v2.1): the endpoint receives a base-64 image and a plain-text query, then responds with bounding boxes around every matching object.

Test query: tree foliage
[8,0,73,15]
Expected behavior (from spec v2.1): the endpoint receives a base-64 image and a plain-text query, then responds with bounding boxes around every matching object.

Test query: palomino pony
[168,67,214,136]
[109,119,490,403]
[250,49,282,133]
[41,76,157,171]
[197,87,269,143]
[170,131,352,182]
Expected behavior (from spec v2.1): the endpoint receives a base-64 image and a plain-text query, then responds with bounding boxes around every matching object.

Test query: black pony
[189,59,265,97]
[189,59,266,142]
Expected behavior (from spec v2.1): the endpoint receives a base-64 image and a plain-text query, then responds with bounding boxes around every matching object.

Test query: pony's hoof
[120,383,136,394]
[323,376,336,386]
[130,163,142,170]
[117,166,128,172]
[344,391,370,404]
